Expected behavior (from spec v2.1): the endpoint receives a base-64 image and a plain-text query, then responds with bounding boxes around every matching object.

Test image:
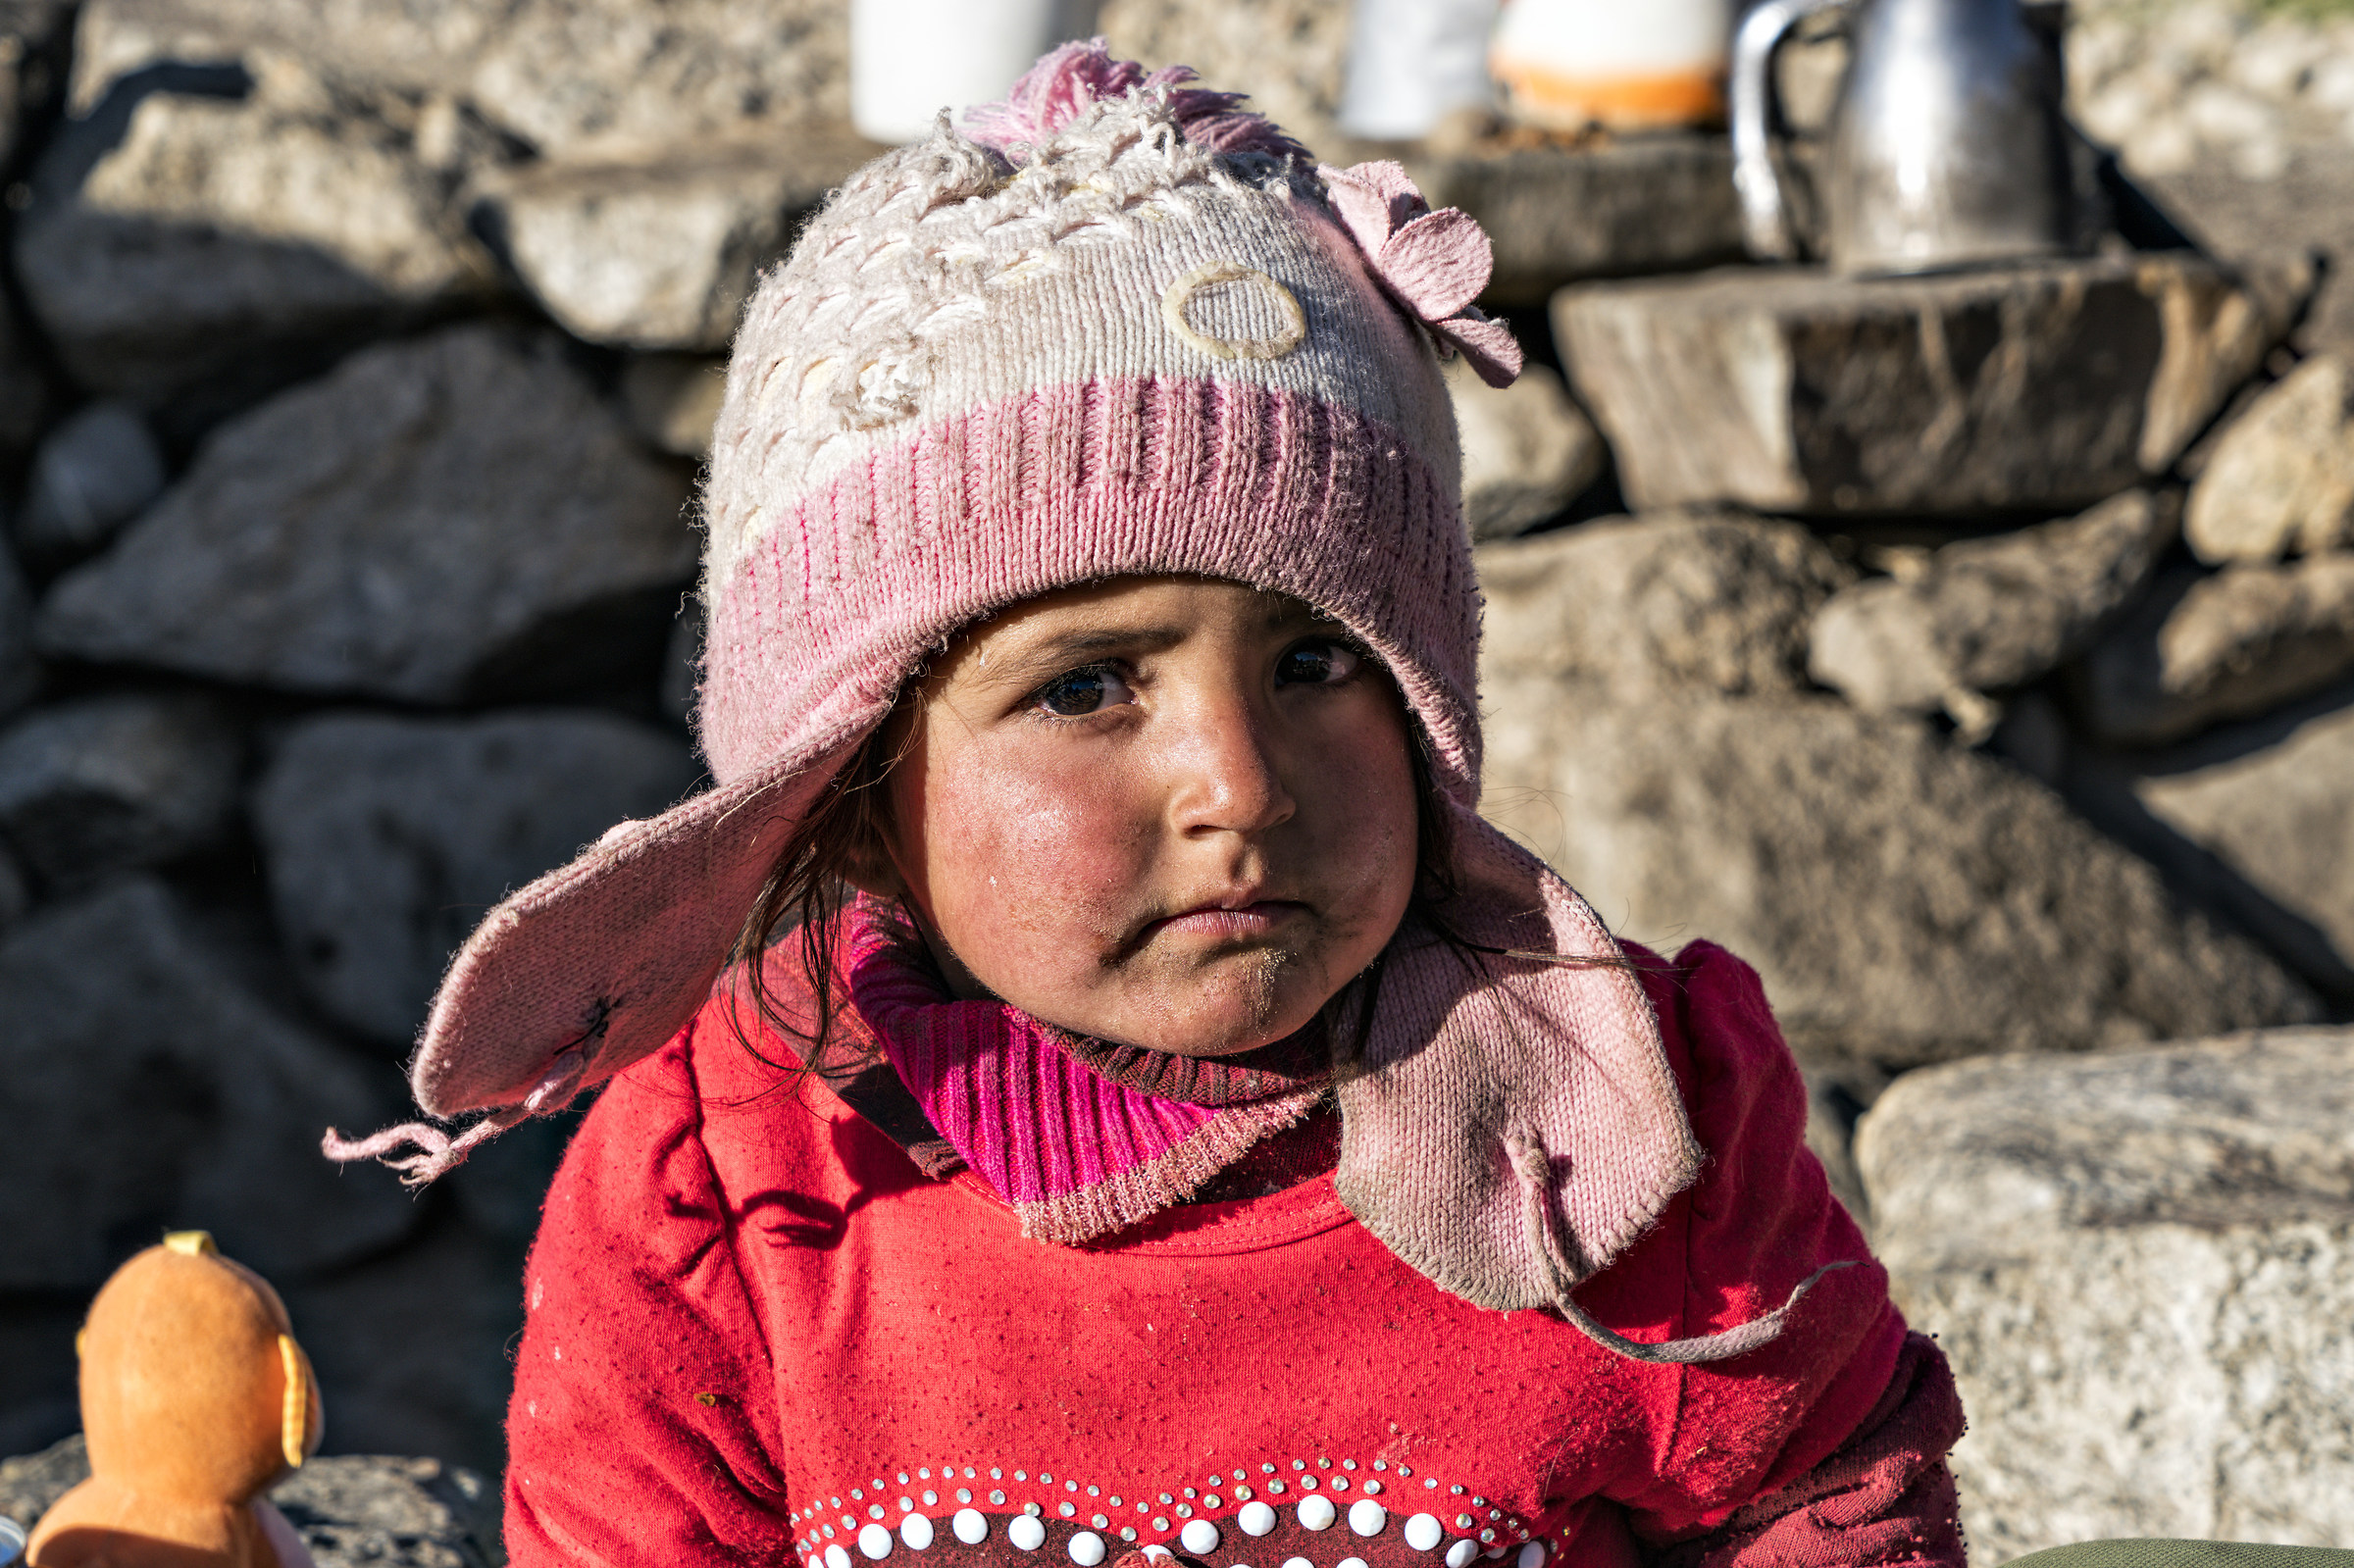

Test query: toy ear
[278,1335,323,1468]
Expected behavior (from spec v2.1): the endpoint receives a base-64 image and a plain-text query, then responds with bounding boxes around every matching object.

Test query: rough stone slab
[36,323,695,702]
[2185,353,2354,563]
[19,67,503,397]
[481,129,877,351]
[14,401,167,564]
[1478,508,1853,695]
[2077,551,2354,745]
[2130,694,2354,993]
[1808,489,2178,716]
[1553,252,2312,516]
[1477,682,2321,1071]
[1447,360,1603,541]
[0,693,241,892]
[72,0,845,163]
[1857,1028,2354,1557]
[251,710,700,1046]
[1410,136,1746,303]
[0,877,413,1290]
[1,1436,502,1568]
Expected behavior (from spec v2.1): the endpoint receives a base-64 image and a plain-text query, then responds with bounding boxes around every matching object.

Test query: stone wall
[0,0,2347,1550]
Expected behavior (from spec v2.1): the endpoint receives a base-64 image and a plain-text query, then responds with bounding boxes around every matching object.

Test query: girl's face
[877,575,1419,1058]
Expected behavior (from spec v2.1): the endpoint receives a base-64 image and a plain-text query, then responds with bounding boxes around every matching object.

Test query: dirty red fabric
[502,941,1963,1568]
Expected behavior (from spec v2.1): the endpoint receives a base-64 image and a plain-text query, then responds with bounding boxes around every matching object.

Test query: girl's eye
[1275,637,1362,687]
[1033,665,1133,718]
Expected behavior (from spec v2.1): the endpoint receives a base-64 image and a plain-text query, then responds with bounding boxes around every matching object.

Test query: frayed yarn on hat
[962,38,1312,162]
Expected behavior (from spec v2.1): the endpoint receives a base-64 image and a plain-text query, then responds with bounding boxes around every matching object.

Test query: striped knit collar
[838,901,1329,1244]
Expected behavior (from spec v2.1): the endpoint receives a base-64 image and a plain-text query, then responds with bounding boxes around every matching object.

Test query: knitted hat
[337,45,1714,1321]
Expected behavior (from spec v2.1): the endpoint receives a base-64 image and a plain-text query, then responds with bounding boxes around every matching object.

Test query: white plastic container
[1489,0,1737,130]
[850,0,1089,145]
[1340,0,1503,140]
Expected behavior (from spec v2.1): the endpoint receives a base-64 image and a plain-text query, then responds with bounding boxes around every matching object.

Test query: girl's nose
[1166,695,1297,838]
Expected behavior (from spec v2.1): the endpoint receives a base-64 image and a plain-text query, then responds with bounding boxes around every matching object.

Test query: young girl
[333,43,1964,1568]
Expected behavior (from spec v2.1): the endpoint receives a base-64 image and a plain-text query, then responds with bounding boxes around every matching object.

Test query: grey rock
[2078,551,2354,745]
[2184,353,2354,563]
[0,1434,86,1535]
[1411,136,1747,303]
[1477,683,2322,1071]
[1447,360,1604,541]
[15,401,168,563]
[1,1435,502,1568]
[251,710,700,1046]
[278,1214,528,1484]
[37,324,696,703]
[1553,252,2313,516]
[19,62,503,399]
[74,0,846,164]
[1477,508,1854,695]
[484,130,878,352]
[2131,694,2354,991]
[1100,0,1351,156]
[1857,1028,2354,1557]
[0,694,241,892]
[621,355,728,459]
[0,877,414,1291]
[1807,489,2178,718]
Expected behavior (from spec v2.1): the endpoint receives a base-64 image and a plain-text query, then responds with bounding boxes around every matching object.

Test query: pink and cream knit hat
[342,45,1721,1325]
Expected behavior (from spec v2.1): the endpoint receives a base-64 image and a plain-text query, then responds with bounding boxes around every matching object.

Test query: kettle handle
[1731,0,1852,260]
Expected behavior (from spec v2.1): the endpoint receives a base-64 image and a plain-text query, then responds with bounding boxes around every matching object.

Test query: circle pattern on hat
[1161,262,1308,364]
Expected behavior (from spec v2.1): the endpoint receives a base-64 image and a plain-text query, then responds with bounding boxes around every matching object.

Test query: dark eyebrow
[961,624,1189,692]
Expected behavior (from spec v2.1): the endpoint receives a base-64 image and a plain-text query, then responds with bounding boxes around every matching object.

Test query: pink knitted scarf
[837,904,1329,1244]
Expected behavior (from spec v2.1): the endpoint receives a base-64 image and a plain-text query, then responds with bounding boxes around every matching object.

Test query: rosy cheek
[919,743,1151,969]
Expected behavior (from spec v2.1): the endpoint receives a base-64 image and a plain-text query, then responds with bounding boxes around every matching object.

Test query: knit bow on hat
[1321,161,1524,388]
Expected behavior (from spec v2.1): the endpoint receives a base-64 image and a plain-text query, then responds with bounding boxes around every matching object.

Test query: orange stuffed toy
[28,1232,322,1568]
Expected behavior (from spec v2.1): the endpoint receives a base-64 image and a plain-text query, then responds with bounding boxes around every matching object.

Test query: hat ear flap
[279,1335,323,1467]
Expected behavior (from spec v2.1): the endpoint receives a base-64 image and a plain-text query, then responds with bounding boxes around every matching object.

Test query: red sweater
[504,942,1963,1568]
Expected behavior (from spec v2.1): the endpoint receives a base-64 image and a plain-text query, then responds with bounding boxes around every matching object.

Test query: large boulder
[1477,510,1853,696]
[1553,253,2312,517]
[2185,353,2354,564]
[1477,675,2321,1071]
[0,878,414,1291]
[251,709,701,1047]
[36,323,696,703]
[2077,551,2354,746]
[0,693,242,892]
[479,129,874,352]
[1807,489,2177,720]
[2116,691,2354,998]
[71,0,846,163]
[1858,1028,2354,1557]
[18,54,502,399]
[1446,360,1604,541]
[277,1213,530,1481]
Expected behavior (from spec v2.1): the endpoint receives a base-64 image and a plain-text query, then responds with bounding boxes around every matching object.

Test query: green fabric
[2006,1543,2354,1568]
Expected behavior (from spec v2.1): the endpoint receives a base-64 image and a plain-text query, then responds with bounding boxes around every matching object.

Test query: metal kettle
[1731,0,2074,275]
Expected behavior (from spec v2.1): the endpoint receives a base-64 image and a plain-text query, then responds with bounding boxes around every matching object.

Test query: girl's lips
[1147,900,1305,940]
